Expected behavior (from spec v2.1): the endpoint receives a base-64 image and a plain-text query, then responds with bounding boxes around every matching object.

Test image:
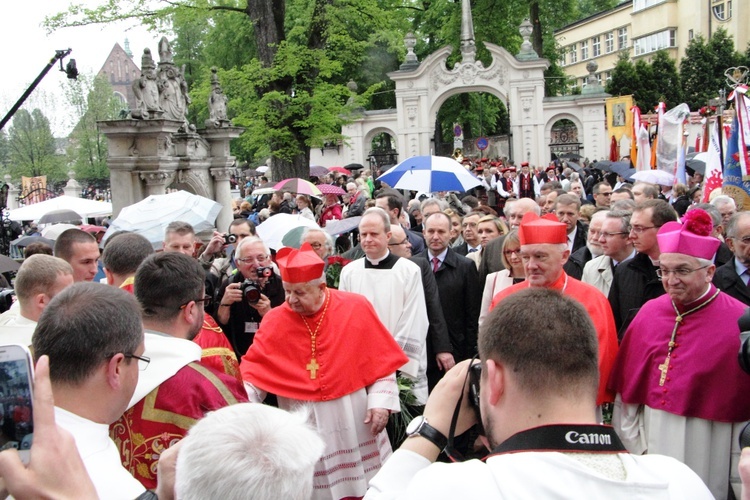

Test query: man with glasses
[112,252,247,489]
[714,211,750,305]
[609,209,750,499]
[583,210,635,296]
[592,182,613,208]
[215,236,285,357]
[608,199,678,337]
[32,283,148,498]
[202,218,257,296]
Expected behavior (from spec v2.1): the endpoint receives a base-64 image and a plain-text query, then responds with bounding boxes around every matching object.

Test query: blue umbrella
[377,155,481,193]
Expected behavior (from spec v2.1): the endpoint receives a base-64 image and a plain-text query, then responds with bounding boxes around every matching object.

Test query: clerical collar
[364,251,399,270]
[675,284,714,313]
[365,250,390,266]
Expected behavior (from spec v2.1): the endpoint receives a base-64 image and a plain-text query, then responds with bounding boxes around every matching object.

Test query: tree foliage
[607,50,683,110]
[680,28,742,109]
[65,73,122,181]
[606,52,638,97]
[8,109,66,180]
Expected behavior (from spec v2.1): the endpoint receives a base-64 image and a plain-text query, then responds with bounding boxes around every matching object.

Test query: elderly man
[53,229,100,282]
[490,213,618,406]
[713,211,750,305]
[564,209,607,280]
[420,212,480,388]
[609,209,750,499]
[215,236,285,357]
[302,227,334,261]
[241,243,407,499]
[455,212,482,255]
[201,218,257,295]
[339,208,430,403]
[582,210,635,296]
[33,283,147,499]
[712,195,738,234]
[113,252,247,489]
[0,255,73,328]
[478,198,540,279]
[608,200,678,336]
[553,194,587,253]
[367,289,710,499]
[631,182,659,203]
[346,182,367,217]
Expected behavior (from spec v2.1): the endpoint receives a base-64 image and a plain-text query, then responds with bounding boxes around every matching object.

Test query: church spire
[460,0,476,64]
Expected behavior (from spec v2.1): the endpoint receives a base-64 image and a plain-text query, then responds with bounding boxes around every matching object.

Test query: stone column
[63,170,83,198]
[139,171,176,197]
[210,168,234,231]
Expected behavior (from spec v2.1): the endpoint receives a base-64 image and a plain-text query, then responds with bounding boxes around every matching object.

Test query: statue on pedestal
[131,49,163,119]
[156,37,191,130]
[207,67,230,128]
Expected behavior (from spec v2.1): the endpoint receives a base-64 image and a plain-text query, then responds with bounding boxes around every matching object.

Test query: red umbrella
[274,178,323,197]
[328,166,351,175]
[317,184,346,195]
[609,136,618,161]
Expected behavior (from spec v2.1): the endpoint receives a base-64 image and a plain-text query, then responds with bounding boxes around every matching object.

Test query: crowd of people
[1,157,750,499]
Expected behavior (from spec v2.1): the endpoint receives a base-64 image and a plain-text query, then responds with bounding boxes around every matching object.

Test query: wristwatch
[405,416,448,451]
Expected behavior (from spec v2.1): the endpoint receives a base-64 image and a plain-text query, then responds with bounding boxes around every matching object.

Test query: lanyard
[485,424,626,459]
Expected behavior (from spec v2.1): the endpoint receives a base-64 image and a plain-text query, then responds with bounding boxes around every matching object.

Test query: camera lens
[244,286,261,304]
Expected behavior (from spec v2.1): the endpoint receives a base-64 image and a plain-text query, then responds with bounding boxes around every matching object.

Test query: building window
[605,71,612,82]
[581,77,588,89]
[559,51,566,66]
[633,0,667,12]
[592,36,601,57]
[712,1,732,21]
[581,40,589,60]
[633,29,677,56]
[570,43,577,64]
[688,29,694,40]
[618,28,628,50]
[596,73,603,84]
[605,32,614,53]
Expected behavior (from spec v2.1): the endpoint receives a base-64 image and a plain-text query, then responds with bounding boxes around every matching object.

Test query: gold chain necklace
[657,288,720,386]
[300,290,331,380]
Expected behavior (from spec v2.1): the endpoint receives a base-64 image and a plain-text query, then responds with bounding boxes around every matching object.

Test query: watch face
[406,415,425,435]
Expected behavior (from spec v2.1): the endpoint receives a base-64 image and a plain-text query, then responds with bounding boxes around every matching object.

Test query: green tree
[65,73,122,181]
[0,130,9,172]
[606,52,638,97]
[8,108,65,180]
[650,50,683,108]
[576,0,619,17]
[633,59,659,110]
[680,29,741,109]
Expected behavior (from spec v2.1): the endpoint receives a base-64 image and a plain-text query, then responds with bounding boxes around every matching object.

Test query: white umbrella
[9,196,112,221]
[41,223,78,240]
[629,170,675,186]
[102,191,222,250]
[377,155,481,193]
[256,214,320,251]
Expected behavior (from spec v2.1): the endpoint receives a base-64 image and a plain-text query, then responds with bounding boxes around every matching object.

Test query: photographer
[215,237,284,357]
[365,288,711,499]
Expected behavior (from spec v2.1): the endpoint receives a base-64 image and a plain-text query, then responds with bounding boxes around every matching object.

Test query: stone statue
[156,38,190,129]
[207,67,229,128]
[158,36,173,64]
[131,49,163,119]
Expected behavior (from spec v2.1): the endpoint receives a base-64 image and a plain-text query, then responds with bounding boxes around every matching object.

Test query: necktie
[432,257,440,273]
[468,248,478,253]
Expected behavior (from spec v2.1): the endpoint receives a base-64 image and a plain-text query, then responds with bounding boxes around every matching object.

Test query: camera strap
[445,356,480,462]
[485,424,626,459]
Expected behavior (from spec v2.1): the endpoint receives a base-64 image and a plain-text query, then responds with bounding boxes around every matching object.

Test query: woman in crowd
[444,208,463,248]
[467,215,507,269]
[478,230,524,326]
[296,195,315,221]
[318,194,343,227]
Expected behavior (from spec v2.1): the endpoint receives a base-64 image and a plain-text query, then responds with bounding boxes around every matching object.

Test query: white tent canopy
[8,196,113,222]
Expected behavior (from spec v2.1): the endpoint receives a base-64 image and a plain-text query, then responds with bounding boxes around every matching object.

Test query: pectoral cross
[658,358,669,386]
[306,358,319,379]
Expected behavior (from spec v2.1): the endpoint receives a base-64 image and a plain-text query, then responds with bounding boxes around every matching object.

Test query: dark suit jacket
[564,246,592,281]
[406,229,426,255]
[478,234,506,283]
[714,257,750,306]
[570,221,588,254]
[419,248,481,362]
[410,256,453,354]
[454,242,480,257]
[716,242,732,268]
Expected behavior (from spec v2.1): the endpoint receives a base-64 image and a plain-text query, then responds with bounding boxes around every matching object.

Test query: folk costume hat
[518,212,567,245]
[521,161,530,167]
[656,209,720,260]
[276,242,325,283]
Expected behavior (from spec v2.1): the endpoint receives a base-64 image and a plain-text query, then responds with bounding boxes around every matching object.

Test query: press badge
[245,322,259,333]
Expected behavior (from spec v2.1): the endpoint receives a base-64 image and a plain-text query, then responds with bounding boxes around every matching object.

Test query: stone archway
[546,114,584,162]
[364,128,399,169]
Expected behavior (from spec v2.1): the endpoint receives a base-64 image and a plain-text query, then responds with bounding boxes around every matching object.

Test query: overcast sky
[0,1,161,136]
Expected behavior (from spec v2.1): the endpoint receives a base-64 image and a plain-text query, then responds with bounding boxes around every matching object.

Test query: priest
[241,243,408,500]
[609,209,750,499]
[490,212,618,406]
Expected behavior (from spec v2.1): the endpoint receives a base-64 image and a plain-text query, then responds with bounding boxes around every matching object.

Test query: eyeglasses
[630,225,658,234]
[503,249,520,256]
[180,295,212,310]
[656,265,710,279]
[236,254,269,264]
[125,353,151,371]
[730,236,750,245]
[599,231,628,239]
[388,238,409,246]
[307,242,323,249]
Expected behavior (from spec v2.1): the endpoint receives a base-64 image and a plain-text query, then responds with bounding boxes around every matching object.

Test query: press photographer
[215,236,284,358]
[365,288,712,498]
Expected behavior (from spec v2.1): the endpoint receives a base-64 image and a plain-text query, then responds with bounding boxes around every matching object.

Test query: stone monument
[207,67,230,128]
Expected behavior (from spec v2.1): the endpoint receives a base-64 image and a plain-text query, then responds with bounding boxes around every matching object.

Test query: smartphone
[0,344,34,464]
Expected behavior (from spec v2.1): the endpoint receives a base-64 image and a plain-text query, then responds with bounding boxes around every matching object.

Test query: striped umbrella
[377,155,481,193]
[273,178,323,197]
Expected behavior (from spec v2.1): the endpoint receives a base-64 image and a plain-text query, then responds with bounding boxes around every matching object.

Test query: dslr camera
[240,266,275,304]
[223,233,238,245]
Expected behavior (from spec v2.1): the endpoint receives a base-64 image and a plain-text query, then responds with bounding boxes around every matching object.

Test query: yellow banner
[606,95,634,141]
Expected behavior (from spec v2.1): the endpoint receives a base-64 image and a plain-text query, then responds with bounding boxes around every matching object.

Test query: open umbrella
[256,214,320,251]
[317,184,346,195]
[38,209,84,225]
[0,255,20,274]
[324,216,362,237]
[608,161,635,178]
[274,178,323,197]
[310,165,329,177]
[593,160,613,172]
[102,190,222,250]
[329,166,351,176]
[377,155,481,193]
[345,163,365,171]
[559,152,582,161]
[629,170,675,186]
[9,196,112,222]
[686,152,709,176]
[41,223,78,240]
[10,235,55,248]
[251,183,276,196]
